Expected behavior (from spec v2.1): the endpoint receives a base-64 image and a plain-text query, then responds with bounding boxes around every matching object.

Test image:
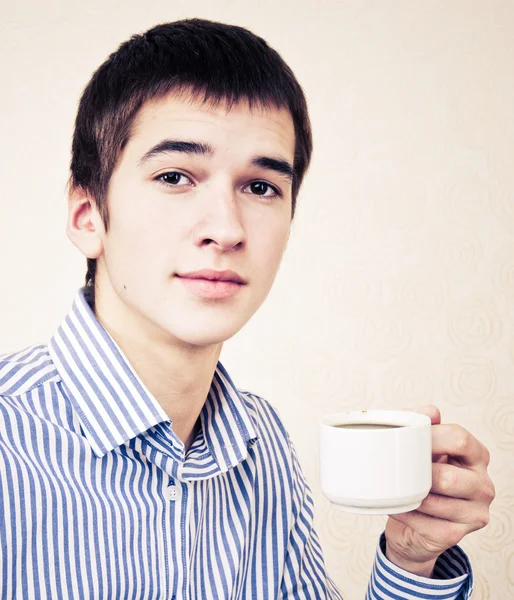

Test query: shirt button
[166,485,181,501]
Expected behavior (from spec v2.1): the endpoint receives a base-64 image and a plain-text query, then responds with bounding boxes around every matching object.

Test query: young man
[0,19,493,599]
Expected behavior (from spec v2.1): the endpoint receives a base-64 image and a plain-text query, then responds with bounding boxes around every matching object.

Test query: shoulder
[238,390,311,498]
[238,389,295,465]
[0,344,60,398]
[239,389,291,440]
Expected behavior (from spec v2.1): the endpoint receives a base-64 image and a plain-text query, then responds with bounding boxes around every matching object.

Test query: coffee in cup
[335,423,404,430]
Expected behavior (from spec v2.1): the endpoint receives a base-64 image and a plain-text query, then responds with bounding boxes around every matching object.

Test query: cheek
[104,200,182,274]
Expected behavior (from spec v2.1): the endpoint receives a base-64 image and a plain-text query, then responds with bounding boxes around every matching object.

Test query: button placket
[161,478,191,600]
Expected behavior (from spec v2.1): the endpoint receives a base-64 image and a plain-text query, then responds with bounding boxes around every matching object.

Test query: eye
[155,171,193,188]
[243,181,281,198]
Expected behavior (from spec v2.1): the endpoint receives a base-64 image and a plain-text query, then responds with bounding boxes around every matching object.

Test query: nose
[193,185,247,252]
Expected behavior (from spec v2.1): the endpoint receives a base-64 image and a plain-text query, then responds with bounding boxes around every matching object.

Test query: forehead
[127,92,296,160]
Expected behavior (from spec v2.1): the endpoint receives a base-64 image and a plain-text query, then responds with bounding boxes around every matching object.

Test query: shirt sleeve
[366,532,473,599]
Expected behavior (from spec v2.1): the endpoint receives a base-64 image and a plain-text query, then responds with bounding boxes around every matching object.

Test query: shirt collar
[48,288,258,466]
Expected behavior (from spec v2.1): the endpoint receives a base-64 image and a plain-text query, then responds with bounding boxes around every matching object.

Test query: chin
[167,322,242,347]
[177,331,237,347]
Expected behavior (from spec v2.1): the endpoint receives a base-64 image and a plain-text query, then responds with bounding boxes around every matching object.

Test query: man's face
[91,93,295,347]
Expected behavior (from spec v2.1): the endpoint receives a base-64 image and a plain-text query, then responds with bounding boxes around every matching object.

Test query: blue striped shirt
[0,288,472,599]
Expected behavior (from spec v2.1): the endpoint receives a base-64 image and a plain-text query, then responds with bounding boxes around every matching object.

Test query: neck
[92,287,222,451]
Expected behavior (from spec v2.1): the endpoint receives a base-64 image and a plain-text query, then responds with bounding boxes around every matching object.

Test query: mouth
[176,269,246,284]
[175,270,246,299]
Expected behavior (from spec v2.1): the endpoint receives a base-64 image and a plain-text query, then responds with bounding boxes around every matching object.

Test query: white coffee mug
[319,410,432,514]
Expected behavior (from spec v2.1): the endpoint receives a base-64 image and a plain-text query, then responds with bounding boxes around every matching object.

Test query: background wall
[1,0,513,597]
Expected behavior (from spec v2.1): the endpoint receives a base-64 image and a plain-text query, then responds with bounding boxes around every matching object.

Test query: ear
[66,185,105,259]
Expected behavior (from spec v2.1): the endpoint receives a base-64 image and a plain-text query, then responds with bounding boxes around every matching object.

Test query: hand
[384,405,495,577]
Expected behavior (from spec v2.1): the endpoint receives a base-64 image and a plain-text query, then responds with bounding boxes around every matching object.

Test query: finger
[431,424,489,469]
[433,454,448,464]
[431,462,485,500]
[387,511,467,550]
[416,405,441,425]
[416,493,490,530]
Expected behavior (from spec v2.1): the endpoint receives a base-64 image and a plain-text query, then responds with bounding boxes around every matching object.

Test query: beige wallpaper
[1,0,513,598]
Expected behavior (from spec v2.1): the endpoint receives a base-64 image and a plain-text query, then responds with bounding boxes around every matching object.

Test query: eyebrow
[138,138,294,183]
[138,140,214,165]
[251,156,294,183]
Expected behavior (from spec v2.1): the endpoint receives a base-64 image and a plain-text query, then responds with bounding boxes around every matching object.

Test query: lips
[175,269,246,300]
[176,269,246,284]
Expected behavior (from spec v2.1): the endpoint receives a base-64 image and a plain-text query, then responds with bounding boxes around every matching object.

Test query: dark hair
[70,18,313,288]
